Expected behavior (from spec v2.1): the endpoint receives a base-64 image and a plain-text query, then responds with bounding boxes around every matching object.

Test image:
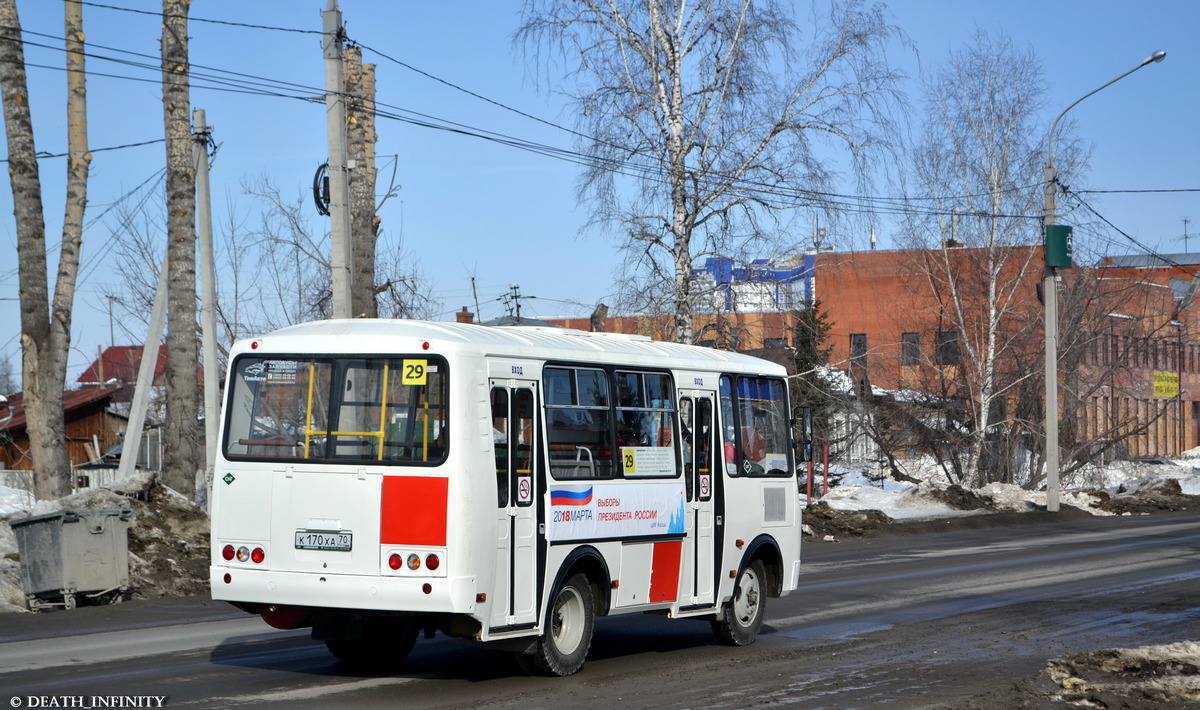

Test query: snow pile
[0,469,208,614]
[809,452,1200,523]
[822,479,977,520]
[1047,641,1200,705]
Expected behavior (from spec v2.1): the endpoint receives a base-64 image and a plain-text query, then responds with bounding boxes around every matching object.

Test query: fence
[0,467,147,494]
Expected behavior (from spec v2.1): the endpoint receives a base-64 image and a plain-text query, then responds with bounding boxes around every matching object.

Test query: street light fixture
[1043,50,1166,512]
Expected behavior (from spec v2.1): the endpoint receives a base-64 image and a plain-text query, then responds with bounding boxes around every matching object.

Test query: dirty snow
[0,468,208,615]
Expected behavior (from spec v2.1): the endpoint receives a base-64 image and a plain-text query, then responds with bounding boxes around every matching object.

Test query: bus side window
[545,366,611,480]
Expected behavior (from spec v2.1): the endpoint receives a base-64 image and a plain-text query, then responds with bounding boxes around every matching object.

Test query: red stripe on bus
[649,540,682,603]
[380,476,448,546]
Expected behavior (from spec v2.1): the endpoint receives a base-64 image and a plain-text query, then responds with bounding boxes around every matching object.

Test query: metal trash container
[10,508,132,611]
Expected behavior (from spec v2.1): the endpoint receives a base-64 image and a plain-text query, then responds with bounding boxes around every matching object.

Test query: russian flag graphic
[550,486,593,506]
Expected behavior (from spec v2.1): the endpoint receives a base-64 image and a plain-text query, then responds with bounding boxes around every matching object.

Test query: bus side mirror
[797,406,813,463]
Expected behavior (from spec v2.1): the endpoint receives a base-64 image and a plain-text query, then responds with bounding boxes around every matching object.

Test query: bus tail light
[251,547,265,564]
[222,544,235,561]
[236,546,250,562]
[407,553,421,570]
[388,553,402,570]
[425,553,440,571]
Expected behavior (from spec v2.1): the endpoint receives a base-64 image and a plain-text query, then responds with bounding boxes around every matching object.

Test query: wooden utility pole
[161,0,200,497]
[323,0,353,319]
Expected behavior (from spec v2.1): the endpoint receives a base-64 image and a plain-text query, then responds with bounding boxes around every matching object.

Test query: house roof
[76,345,167,385]
[0,386,123,433]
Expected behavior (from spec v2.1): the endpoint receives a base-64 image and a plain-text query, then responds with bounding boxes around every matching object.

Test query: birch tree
[902,32,1078,487]
[518,0,901,343]
[0,0,90,499]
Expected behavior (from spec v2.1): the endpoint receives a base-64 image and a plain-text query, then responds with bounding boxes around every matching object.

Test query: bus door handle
[716,516,722,526]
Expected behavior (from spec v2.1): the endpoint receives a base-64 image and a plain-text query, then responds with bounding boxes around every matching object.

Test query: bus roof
[233,319,787,377]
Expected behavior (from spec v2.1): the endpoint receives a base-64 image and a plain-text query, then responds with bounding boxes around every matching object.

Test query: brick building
[549,247,1200,461]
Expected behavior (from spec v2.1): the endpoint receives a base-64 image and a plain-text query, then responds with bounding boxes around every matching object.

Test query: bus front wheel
[526,573,594,676]
[712,559,766,646]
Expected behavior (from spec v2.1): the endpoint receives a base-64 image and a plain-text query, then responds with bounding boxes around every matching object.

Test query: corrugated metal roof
[1105,253,1200,268]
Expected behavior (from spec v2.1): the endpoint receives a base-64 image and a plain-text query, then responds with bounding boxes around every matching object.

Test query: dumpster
[10,508,132,611]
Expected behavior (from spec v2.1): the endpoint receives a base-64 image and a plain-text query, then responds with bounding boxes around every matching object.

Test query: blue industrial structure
[691,255,815,312]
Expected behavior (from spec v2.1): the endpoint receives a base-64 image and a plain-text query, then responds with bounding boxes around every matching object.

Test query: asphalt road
[2,511,1198,709]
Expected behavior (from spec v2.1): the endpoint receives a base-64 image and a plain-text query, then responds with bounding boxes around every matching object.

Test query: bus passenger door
[680,391,717,607]
[489,381,539,631]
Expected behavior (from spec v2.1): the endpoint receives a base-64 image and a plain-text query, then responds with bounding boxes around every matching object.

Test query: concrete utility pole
[116,255,168,482]
[323,0,353,319]
[193,109,219,478]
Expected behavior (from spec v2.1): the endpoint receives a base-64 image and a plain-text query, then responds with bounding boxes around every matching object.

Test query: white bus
[210,320,801,676]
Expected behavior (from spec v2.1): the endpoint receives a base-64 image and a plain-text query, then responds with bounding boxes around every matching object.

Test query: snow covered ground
[807,450,1200,520]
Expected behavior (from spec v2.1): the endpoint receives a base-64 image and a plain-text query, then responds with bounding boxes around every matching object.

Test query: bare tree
[161,0,201,497]
[0,0,90,499]
[1056,265,1185,475]
[0,353,16,395]
[518,0,902,343]
[899,32,1071,487]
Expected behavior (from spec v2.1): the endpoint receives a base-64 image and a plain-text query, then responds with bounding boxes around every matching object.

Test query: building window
[849,333,867,369]
[901,332,920,366]
[764,337,787,348]
[935,330,959,366]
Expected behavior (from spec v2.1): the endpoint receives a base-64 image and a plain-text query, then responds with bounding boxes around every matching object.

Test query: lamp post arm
[1046,51,1166,172]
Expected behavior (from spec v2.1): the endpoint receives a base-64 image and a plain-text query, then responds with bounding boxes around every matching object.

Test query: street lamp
[1043,50,1166,512]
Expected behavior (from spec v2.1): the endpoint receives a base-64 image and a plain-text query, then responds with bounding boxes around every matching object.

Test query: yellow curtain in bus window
[1153,370,1180,398]
[402,359,428,386]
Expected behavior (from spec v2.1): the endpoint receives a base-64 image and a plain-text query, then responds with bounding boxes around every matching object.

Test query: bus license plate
[295,531,352,551]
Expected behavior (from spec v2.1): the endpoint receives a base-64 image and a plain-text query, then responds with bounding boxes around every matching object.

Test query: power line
[3,18,1190,229]
[74,0,321,35]
[1060,186,1187,270]
[1075,188,1200,195]
[0,136,163,163]
[2,27,1047,223]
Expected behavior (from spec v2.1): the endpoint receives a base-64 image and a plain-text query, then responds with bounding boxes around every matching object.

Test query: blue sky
[0,1,1196,385]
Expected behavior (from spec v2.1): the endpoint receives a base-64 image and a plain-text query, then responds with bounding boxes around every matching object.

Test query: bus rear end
[210,337,480,665]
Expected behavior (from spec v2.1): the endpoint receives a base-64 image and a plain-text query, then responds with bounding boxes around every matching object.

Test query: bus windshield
[223,355,449,465]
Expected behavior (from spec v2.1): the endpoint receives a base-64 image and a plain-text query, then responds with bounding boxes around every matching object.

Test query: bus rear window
[223,356,449,465]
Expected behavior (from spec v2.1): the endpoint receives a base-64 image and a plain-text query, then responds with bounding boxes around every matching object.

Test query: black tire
[325,621,419,670]
[711,559,766,646]
[528,572,594,676]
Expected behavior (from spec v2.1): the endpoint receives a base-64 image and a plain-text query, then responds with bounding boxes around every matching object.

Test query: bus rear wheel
[712,559,766,646]
[325,620,419,670]
[526,573,594,676]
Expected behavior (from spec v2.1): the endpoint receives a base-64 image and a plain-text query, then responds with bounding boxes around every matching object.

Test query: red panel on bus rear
[380,476,448,546]
[649,540,682,602]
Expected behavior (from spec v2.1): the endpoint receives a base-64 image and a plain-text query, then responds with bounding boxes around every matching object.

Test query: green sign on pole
[1045,224,1073,268]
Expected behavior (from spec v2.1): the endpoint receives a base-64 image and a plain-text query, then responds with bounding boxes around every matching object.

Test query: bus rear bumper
[210,566,478,616]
